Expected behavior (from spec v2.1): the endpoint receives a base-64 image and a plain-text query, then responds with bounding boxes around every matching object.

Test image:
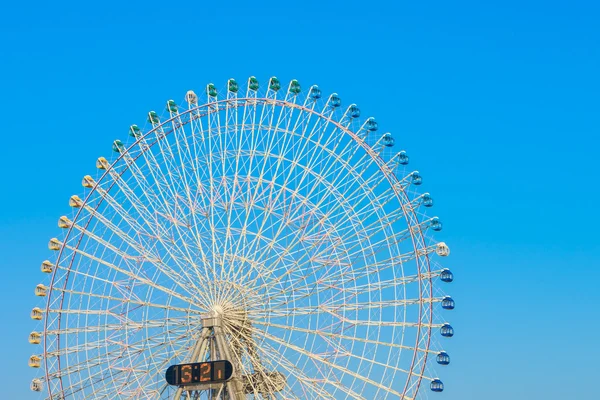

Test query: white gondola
[30,378,43,392]
[436,242,450,257]
[186,90,198,105]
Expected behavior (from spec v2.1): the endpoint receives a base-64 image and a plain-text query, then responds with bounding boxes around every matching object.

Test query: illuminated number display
[165,360,233,386]
[181,364,192,384]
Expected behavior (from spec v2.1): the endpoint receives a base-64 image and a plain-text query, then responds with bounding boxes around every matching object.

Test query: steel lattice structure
[29,77,455,399]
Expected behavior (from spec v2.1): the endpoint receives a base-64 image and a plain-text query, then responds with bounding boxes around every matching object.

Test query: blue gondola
[382,133,395,147]
[431,379,444,392]
[309,86,322,99]
[440,323,454,337]
[441,296,455,310]
[348,105,360,118]
[365,117,378,131]
[411,172,422,185]
[430,217,443,231]
[440,268,454,283]
[436,352,450,365]
[329,94,341,108]
[396,151,409,165]
[422,193,433,207]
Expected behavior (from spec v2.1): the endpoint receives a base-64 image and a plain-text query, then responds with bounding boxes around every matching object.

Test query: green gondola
[248,76,259,91]
[228,79,239,93]
[288,79,301,95]
[207,83,217,98]
[148,111,160,124]
[269,77,281,91]
[166,100,178,113]
[129,124,141,138]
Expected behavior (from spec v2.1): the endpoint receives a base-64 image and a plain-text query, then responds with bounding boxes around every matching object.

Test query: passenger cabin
[41,260,53,273]
[411,171,422,185]
[207,83,217,98]
[309,85,321,99]
[228,79,239,93]
[147,111,159,124]
[381,133,395,147]
[29,355,41,368]
[436,351,450,365]
[436,242,450,257]
[69,195,83,208]
[396,151,409,165]
[288,79,301,95]
[348,104,360,118]
[269,77,281,91]
[31,379,42,392]
[48,238,61,251]
[186,90,198,105]
[422,193,433,207]
[129,124,141,138]
[96,157,109,170]
[82,175,95,188]
[166,100,178,113]
[31,307,43,320]
[112,140,124,153]
[248,76,259,91]
[440,323,454,337]
[31,307,44,321]
[365,117,378,132]
[440,268,454,283]
[58,216,71,229]
[35,284,47,297]
[430,217,443,232]
[29,332,41,344]
[328,94,341,108]
[441,296,455,310]
[430,378,444,392]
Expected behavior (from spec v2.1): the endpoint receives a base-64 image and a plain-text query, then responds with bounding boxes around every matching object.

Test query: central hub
[209,302,249,331]
[201,279,264,329]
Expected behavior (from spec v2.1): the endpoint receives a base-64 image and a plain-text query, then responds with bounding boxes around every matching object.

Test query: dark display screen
[165,360,233,386]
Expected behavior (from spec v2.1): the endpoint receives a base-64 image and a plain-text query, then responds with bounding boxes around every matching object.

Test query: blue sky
[1,0,598,398]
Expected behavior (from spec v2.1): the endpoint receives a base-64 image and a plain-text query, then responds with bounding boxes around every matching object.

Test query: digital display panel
[165,360,233,386]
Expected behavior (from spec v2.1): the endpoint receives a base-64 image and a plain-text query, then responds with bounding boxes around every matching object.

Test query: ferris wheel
[29,76,455,399]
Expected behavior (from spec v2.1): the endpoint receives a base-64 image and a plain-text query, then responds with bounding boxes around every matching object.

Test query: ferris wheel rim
[34,80,450,399]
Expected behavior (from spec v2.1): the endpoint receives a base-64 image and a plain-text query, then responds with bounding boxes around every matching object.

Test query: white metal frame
[29,78,453,399]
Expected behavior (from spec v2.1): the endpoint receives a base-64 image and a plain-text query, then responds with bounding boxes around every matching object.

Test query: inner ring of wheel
[44,97,434,398]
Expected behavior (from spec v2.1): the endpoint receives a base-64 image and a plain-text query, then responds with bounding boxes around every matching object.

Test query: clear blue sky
[1,1,598,398]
